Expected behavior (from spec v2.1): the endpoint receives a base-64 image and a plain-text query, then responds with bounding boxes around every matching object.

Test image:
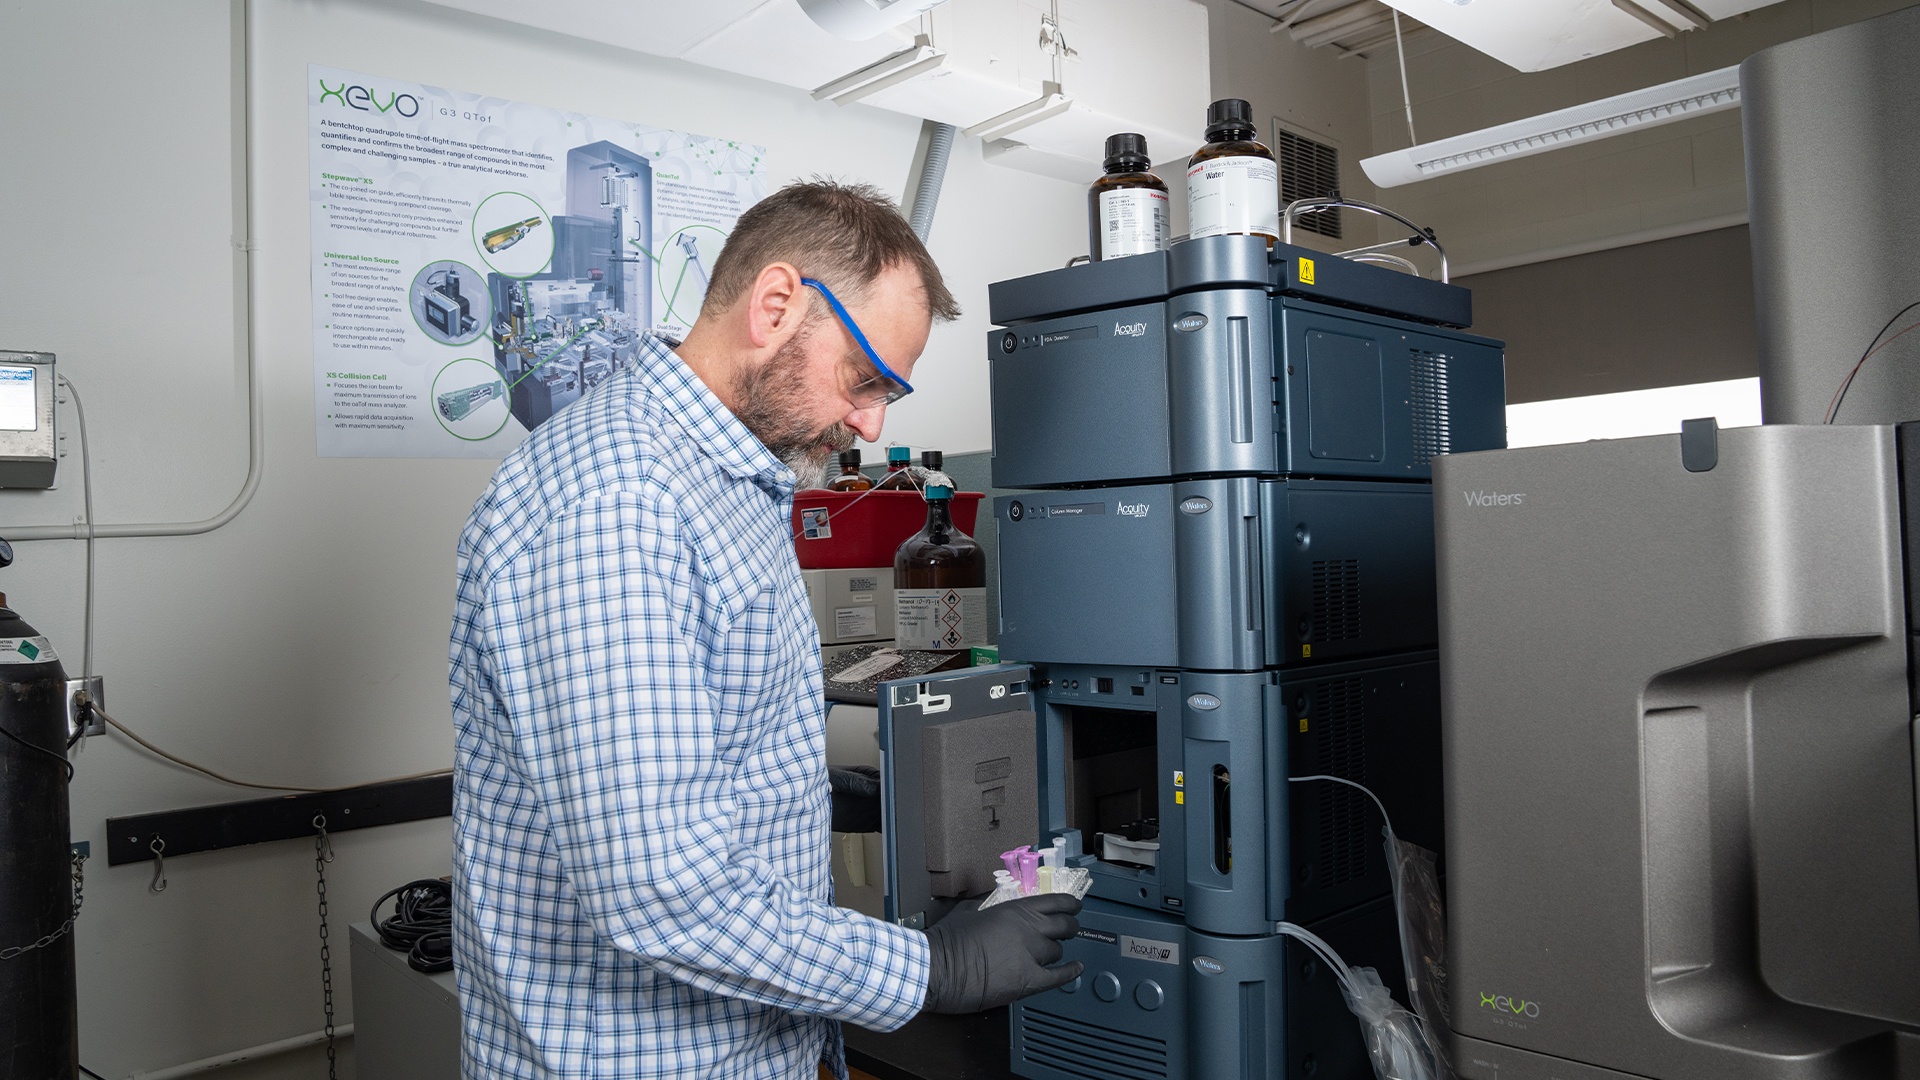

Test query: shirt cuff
[837,916,931,1031]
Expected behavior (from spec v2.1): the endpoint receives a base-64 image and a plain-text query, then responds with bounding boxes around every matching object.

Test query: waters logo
[1463,490,1526,508]
[318,77,422,118]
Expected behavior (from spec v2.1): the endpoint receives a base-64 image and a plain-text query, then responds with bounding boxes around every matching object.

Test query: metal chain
[0,849,87,961]
[314,815,337,1080]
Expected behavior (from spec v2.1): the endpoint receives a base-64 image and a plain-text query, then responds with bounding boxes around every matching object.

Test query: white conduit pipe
[124,1025,354,1080]
[908,121,957,242]
[7,0,263,542]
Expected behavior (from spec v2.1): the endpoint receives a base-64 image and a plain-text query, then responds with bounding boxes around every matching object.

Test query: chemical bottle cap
[838,448,862,469]
[1205,98,1257,141]
[920,449,944,470]
[925,484,953,500]
[1102,132,1151,172]
[887,445,912,464]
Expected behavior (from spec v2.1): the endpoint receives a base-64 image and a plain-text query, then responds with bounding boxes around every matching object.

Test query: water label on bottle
[1098,188,1170,259]
[894,587,987,650]
[1186,154,1279,240]
[0,636,57,664]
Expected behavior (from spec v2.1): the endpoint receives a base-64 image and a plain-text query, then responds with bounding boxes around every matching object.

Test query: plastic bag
[1386,829,1454,1078]
[1340,964,1446,1080]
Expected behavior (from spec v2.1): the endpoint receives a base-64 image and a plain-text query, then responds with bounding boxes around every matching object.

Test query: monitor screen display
[0,366,37,432]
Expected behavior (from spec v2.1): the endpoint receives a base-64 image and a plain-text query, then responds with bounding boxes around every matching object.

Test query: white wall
[1364,0,1915,272]
[0,2,1086,1076]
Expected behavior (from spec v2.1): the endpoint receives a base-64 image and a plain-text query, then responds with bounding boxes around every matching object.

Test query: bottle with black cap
[1088,133,1170,261]
[826,448,872,491]
[1186,98,1279,244]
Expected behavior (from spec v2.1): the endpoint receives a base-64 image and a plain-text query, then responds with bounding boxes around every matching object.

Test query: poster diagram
[308,65,768,457]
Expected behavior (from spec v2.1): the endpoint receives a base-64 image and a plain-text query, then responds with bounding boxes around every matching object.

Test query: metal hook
[148,836,167,893]
[313,814,334,863]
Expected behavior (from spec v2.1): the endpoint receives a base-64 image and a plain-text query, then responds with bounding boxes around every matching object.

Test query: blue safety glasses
[801,277,914,407]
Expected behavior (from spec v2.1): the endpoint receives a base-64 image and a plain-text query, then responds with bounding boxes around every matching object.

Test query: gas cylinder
[0,548,79,1079]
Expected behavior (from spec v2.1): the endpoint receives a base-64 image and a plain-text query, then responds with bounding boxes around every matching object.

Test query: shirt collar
[630,334,794,490]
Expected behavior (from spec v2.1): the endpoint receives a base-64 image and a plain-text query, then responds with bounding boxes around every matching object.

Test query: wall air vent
[1276,126,1342,240]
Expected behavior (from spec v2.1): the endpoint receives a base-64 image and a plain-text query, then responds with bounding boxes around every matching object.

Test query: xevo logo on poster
[317,77,421,117]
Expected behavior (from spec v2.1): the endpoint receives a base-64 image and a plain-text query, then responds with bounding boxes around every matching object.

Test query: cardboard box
[803,567,895,645]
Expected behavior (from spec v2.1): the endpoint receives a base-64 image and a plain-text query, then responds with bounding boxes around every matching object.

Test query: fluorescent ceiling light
[812,40,946,104]
[962,82,1073,142]
[1360,64,1739,187]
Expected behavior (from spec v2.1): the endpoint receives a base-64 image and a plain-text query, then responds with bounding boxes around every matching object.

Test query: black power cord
[0,721,74,782]
[370,878,453,974]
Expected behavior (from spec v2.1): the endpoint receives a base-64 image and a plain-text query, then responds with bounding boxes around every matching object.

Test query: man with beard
[448,181,1082,1080]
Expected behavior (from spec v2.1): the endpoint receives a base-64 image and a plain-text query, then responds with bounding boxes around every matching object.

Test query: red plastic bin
[791,489,983,569]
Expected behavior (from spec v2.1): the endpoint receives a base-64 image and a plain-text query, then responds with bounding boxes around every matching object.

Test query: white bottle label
[894,587,987,650]
[1186,154,1280,240]
[1098,188,1170,259]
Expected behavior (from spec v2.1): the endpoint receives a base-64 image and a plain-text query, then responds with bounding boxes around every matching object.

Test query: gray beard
[732,328,854,489]
[784,447,835,490]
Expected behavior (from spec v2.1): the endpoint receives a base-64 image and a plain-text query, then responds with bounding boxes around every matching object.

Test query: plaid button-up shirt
[449,334,928,1078]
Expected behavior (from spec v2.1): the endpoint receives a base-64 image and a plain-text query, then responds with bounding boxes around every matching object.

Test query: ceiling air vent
[1276,127,1341,239]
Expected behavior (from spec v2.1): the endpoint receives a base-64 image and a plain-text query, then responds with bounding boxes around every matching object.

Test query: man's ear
[744,262,807,350]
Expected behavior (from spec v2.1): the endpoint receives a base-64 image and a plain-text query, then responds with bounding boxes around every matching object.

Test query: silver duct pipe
[908,121,957,242]
[1745,5,1920,425]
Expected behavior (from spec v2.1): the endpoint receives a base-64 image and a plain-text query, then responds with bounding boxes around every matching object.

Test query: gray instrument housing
[1436,424,1920,1079]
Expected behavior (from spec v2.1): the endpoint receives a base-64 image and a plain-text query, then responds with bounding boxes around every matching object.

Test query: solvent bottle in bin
[894,484,986,650]
[875,445,916,490]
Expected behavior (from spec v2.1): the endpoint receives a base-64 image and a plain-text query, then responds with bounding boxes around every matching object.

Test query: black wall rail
[105,775,452,866]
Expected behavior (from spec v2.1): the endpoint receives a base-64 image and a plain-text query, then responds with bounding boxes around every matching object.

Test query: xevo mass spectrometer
[1435,8,1920,1079]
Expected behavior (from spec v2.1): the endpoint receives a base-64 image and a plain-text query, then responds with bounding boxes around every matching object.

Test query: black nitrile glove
[921,893,1084,1014]
[828,765,883,833]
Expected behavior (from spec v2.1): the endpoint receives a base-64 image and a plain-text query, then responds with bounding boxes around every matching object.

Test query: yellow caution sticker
[1173,770,1184,789]
[1175,791,1185,805]
[1302,643,1312,658]
[1298,256,1316,285]
[1299,717,1309,733]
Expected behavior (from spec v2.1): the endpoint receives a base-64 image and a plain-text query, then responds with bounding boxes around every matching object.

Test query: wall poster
[307,65,767,457]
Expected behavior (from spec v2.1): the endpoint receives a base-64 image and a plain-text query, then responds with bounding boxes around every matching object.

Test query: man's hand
[828,765,883,833]
[921,894,1084,1014]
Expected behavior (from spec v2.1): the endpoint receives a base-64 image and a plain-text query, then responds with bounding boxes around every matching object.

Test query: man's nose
[846,403,886,443]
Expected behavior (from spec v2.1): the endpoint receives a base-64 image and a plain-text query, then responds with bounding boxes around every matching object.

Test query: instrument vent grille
[1310,559,1363,643]
[1312,677,1370,888]
[1018,1007,1170,1079]
[1410,349,1454,465]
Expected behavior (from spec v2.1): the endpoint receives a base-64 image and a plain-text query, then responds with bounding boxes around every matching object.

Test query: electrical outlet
[65,675,104,739]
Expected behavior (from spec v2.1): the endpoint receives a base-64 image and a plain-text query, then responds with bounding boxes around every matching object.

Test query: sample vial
[1088,133,1170,261]
[1187,98,1279,245]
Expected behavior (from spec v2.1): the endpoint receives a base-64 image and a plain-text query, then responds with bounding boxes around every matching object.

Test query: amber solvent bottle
[874,445,916,490]
[827,448,873,491]
[1186,98,1279,245]
[1088,133,1170,261]
[893,484,987,651]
